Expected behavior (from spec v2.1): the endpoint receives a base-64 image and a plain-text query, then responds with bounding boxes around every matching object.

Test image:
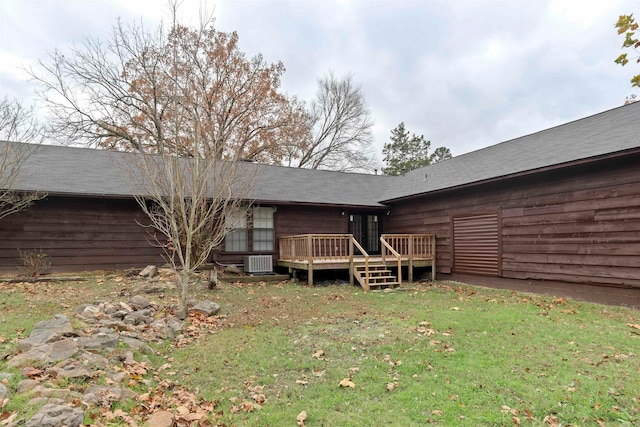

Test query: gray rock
[47,366,92,379]
[17,315,73,351]
[192,300,220,317]
[123,310,153,326]
[72,303,91,314]
[27,397,65,406]
[9,339,79,368]
[30,385,77,399]
[139,265,158,278]
[77,351,110,369]
[120,336,152,353]
[26,403,84,427]
[130,295,151,309]
[79,305,103,323]
[0,382,9,400]
[107,371,128,384]
[17,378,39,393]
[82,385,122,406]
[76,332,119,351]
[167,318,183,336]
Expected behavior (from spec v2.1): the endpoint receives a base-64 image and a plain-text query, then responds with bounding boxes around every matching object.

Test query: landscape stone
[144,410,174,427]
[25,403,84,427]
[9,339,79,367]
[47,366,93,379]
[139,265,158,278]
[77,352,110,369]
[17,315,73,351]
[82,385,122,406]
[120,336,153,353]
[192,300,220,317]
[27,397,65,407]
[76,332,119,350]
[0,382,9,399]
[79,305,103,323]
[31,385,75,399]
[130,295,151,309]
[17,378,39,393]
[106,371,128,384]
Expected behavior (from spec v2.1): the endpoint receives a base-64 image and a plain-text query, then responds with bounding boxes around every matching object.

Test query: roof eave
[381,147,640,204]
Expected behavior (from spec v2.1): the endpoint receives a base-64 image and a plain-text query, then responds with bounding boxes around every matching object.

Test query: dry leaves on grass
[296,411,307,426]
[338,378,355,388]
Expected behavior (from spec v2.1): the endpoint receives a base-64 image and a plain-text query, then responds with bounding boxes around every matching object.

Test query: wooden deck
[278,234,435,289]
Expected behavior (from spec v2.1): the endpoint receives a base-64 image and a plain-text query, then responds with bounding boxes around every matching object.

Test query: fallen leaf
[312,350,325,359]
[296,380,308,385]
[543,414,560,426]
[513,416,521,426]
[431,410,443,416]
[451,307,462,311]
[313,369,325,377]
[338,378,355,388]
[386,382,397,392]
[1,412,17,426]
[296,410,307,427]
[627,323,640,330]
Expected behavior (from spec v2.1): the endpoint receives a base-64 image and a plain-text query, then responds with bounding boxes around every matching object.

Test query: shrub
[18,249,51,277]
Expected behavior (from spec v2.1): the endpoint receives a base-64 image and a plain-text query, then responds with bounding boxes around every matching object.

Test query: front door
[349,213,381,254]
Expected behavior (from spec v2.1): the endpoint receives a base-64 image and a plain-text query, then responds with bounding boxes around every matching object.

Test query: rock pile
[0,294,220,427]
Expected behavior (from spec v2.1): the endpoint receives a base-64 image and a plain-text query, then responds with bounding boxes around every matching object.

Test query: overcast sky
[0,0,636,168]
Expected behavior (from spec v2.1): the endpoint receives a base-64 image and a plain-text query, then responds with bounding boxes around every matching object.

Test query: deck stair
[354,263,398,291]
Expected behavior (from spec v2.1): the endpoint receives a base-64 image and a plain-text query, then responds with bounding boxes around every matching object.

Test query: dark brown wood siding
[0,196,164,273]
[385,153,640,287]
[213,204,349,265]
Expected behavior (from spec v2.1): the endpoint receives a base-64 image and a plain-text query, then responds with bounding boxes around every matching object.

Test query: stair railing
[380,236,403,285]
[350,236,370,288]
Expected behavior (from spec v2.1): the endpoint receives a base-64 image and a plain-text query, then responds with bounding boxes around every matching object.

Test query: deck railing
[380,237,402,285]
[279,234,353,262]
[381,234,435,260]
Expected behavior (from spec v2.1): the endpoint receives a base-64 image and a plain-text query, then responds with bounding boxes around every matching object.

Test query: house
[1,103,639,301]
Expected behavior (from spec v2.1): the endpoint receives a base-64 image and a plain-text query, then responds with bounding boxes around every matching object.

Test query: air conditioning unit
[244,255,273,274]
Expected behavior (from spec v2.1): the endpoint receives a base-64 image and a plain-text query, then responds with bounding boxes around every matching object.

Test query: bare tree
[290,72,375,172]
[0,97,46,219]
[30,7,309,163]
[128,150,251,318]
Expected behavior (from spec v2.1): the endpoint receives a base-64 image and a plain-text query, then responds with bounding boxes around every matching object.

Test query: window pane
[226,209,247,230]
[253,207,273,229]
[253,229,273,252]
[225,230,247,252]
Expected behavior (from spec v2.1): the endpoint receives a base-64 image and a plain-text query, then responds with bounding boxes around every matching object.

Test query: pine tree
[382,122,451,176]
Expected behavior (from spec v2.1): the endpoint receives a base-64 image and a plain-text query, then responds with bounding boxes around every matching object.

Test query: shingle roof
[381,102,640,202]
[2,141,395,207]
[3,102,640,207]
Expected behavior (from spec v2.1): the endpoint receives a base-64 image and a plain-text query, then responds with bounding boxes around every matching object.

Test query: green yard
[1,276,638,426]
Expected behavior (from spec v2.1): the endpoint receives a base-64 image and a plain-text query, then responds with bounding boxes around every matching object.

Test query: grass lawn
[1,275,639,426]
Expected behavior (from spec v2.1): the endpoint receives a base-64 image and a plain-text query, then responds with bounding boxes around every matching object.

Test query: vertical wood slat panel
[453,213,498,276]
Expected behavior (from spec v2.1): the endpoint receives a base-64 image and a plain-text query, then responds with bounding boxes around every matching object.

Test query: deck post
[307,235,314,286]
[431,236,436,281]
[349,235,354,286]
[408,236,414,283]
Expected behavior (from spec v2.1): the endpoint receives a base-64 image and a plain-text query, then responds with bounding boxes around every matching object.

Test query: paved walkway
[441,273,640,310]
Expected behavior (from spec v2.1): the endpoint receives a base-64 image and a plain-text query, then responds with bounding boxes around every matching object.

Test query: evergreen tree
[382,122,451,176]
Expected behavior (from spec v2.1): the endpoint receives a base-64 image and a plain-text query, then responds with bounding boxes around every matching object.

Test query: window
[252,206,274,252]
[224,208,247,252]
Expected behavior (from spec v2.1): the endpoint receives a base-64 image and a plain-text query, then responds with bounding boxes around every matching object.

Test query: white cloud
[0,0,636,162]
